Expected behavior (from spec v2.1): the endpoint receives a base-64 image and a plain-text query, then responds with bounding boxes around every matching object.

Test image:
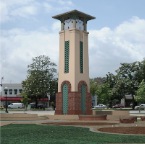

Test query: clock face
[64,19,73,30]
[64,18,84,30]
[76,19,84,30]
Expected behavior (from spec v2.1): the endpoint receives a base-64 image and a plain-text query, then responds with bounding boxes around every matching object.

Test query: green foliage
[21,92,30,110]
[90,78,111,105]
[115,62,140,96]
[96,83,111,104]
[135,80,145,103]
[104,59,145,108]
[22,55,57,104]
[1,124,145,143]
[21,92,29,104]
[90,59,145,108]
[90,79,98,96]
[90,78,112,105]
[136,59,145,83]
[106,72,116,89]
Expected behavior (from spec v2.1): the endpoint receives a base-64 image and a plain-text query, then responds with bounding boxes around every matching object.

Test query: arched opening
[81,84,86,114]
[62,83,68,114]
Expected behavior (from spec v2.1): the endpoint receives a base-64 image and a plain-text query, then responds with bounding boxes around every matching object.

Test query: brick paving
[1,110,145,135]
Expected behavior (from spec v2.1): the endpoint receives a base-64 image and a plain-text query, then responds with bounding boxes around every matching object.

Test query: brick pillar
[55,91,92,115]
[55,92,63,114]
[55,80,92,115]
[68,92,81,115]
[86,92,92,115]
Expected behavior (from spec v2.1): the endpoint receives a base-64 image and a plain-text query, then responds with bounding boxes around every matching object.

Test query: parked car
[30,103,35,108]
[30,103,45,109]
[8,103,24,109]
[37,104,45,109]
[112,104,125,108]
[135,104,145,110]
[93,104,107,109]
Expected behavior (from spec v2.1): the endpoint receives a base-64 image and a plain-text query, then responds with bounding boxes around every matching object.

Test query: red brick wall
[55,80,92,115]
[68,92,81,115]
[79,115,107,120]
[85,92,92,115]
[55,92,63,114]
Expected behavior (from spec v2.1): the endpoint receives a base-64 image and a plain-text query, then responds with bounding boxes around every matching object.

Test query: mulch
[98,127,145,135]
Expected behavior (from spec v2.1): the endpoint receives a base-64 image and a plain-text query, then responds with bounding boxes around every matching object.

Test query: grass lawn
[1,124,145,144]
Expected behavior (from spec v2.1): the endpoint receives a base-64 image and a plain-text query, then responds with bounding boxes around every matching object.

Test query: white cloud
[0,0,74,23]
[57,0,73,6]
[43,0,74,13]
[0,1,11,22]
[43,2,52,13]
[0,28,59,83]
[1,16,145,83]
[52,21,61,31]
[11,5,38,17]
[89,17,145,78]
[0,0,37,22]
[45,0,73,6]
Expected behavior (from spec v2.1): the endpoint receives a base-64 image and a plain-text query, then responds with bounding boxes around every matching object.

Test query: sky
[0,0,145,84]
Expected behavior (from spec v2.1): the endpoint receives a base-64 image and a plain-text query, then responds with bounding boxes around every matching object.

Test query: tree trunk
[35,97,38,108]
[131,94,137,110]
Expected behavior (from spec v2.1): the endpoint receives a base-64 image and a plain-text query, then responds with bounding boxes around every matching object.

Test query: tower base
[55,92,92,115]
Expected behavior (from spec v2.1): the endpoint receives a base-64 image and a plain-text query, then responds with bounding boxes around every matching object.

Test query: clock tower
[53,10,95,115]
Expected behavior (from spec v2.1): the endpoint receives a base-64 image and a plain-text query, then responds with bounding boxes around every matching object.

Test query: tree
[90,79,98,96]
[116,62,140,93]
[106,73,116,89]
[21,92,30,111]
[91,59,145,108]
[106,59,145,108]
[22,55,57,108]
[137,59,145,83]
[90,77,110,104]
[106,73,119,103]
[114,62,140,109]
[96,83,111,106]
[90,77,106,96]
[135,80,145,103]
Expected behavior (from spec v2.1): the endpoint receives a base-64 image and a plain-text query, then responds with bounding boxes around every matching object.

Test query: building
[53,10,95,115]
[0,83,49,107]
[121,94,134,107]
[0,83,23,106]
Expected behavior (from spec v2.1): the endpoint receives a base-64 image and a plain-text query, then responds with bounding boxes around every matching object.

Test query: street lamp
[0,77,4,96]
[4,87,8,113]
[0,77,4,86]
[47,93,50,108]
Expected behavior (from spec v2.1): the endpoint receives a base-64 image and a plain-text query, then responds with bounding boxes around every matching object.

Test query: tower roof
[52,10,95,21]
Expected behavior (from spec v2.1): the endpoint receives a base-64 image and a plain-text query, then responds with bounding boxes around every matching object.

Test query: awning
[0,97,22,101]
[0,97,49,102]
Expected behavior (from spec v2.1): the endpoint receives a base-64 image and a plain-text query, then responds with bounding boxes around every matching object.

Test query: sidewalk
[0,109,55,116]
[1,110,145,128]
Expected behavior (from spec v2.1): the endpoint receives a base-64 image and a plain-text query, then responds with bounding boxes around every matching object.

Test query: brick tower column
[53,10,95,115]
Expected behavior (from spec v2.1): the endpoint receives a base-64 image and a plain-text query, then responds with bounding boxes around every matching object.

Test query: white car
[8,103,24,109]
[93,104,107,109]
[135,104,145,110]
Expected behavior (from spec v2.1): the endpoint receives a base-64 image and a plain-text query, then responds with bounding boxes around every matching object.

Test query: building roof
[2,83,22,88]
[52,10,95,21]
[124,95,134,100]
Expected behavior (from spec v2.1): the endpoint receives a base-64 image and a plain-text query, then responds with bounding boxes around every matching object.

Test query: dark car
[30,103,35,108]
[37,104,45,109]
[112,104,124,108]
[30,103,45,109]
